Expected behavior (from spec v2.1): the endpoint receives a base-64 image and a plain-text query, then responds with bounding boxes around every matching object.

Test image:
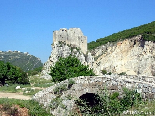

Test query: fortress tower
[53,28,87,54]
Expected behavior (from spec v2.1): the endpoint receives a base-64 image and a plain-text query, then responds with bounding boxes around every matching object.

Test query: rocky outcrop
[40,28,94,80]
[91,35,155,76]
[41,28,155,79]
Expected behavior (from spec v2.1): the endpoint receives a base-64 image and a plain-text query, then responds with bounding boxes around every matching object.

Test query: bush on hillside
[49,55,95,82]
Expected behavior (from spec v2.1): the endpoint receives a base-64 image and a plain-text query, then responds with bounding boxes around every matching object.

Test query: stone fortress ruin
[41,27,155,80]
[53,28,87,54]
[40,28,93,79]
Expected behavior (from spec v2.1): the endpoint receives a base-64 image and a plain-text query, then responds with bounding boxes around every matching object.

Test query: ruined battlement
[53,28,87,54]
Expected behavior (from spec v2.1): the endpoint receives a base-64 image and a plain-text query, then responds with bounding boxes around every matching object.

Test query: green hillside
[0,51,43,72]
[88,21,155,50]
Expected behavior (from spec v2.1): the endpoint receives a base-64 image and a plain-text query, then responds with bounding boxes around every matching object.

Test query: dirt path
[0,92,31,100]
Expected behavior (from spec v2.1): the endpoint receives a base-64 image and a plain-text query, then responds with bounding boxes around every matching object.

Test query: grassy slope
[88,21,155,50]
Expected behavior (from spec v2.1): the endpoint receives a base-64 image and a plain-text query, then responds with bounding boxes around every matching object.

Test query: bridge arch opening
[75,92,102,114]
[76,92,101,107]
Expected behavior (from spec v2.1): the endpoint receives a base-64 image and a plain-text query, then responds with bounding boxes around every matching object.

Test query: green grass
[23,88,41,96]
[0,75,54,96]
[0,74,54,115]
[0,98,52,116]
[122,100,155,116]
[0,84,43,96]
[29,75,54,88]
[0,84,31,93]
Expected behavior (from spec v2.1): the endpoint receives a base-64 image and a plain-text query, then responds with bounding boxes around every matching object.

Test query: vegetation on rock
[49,55,95,82]
[88,21,155,50]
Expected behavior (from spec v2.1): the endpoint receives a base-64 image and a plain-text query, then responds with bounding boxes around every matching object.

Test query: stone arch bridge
[33,75,155,115]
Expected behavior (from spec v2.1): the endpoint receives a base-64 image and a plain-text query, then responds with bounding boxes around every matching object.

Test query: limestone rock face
[41,28,155,79]
[91,35,155,76]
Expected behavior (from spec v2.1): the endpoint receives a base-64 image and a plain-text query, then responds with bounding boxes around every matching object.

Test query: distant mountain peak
[0,51,43,72]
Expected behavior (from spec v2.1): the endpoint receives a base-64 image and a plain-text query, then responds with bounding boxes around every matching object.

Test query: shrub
[49,55,95,82]
[50,96,62,110]
[120,88,142,111]
[118,72,126,75]
[107,72,112,75]
[53,84,68,94]
[101,70,107,75]
[75,88,142,115]
[68,79,75,89]
[27,66,43,76]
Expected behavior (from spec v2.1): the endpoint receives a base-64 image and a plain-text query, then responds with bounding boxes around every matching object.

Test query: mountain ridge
[88,21,155,50]
[0,50,43,72]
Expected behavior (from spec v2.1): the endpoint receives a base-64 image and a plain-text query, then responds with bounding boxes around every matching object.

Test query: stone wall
[33,75,155,116]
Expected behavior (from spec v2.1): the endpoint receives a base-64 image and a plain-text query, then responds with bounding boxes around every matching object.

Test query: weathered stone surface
[53,28,87,54]
[36,28,155,115]
[33,75,155,116]
[152,87,155,93]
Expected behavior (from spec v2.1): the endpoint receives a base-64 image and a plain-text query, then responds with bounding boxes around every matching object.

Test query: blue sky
[0,0,155,63]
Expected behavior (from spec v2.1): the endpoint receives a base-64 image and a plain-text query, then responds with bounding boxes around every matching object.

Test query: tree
[0,61,8,85]
[0,61,29,85]
[49,55,95,82]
